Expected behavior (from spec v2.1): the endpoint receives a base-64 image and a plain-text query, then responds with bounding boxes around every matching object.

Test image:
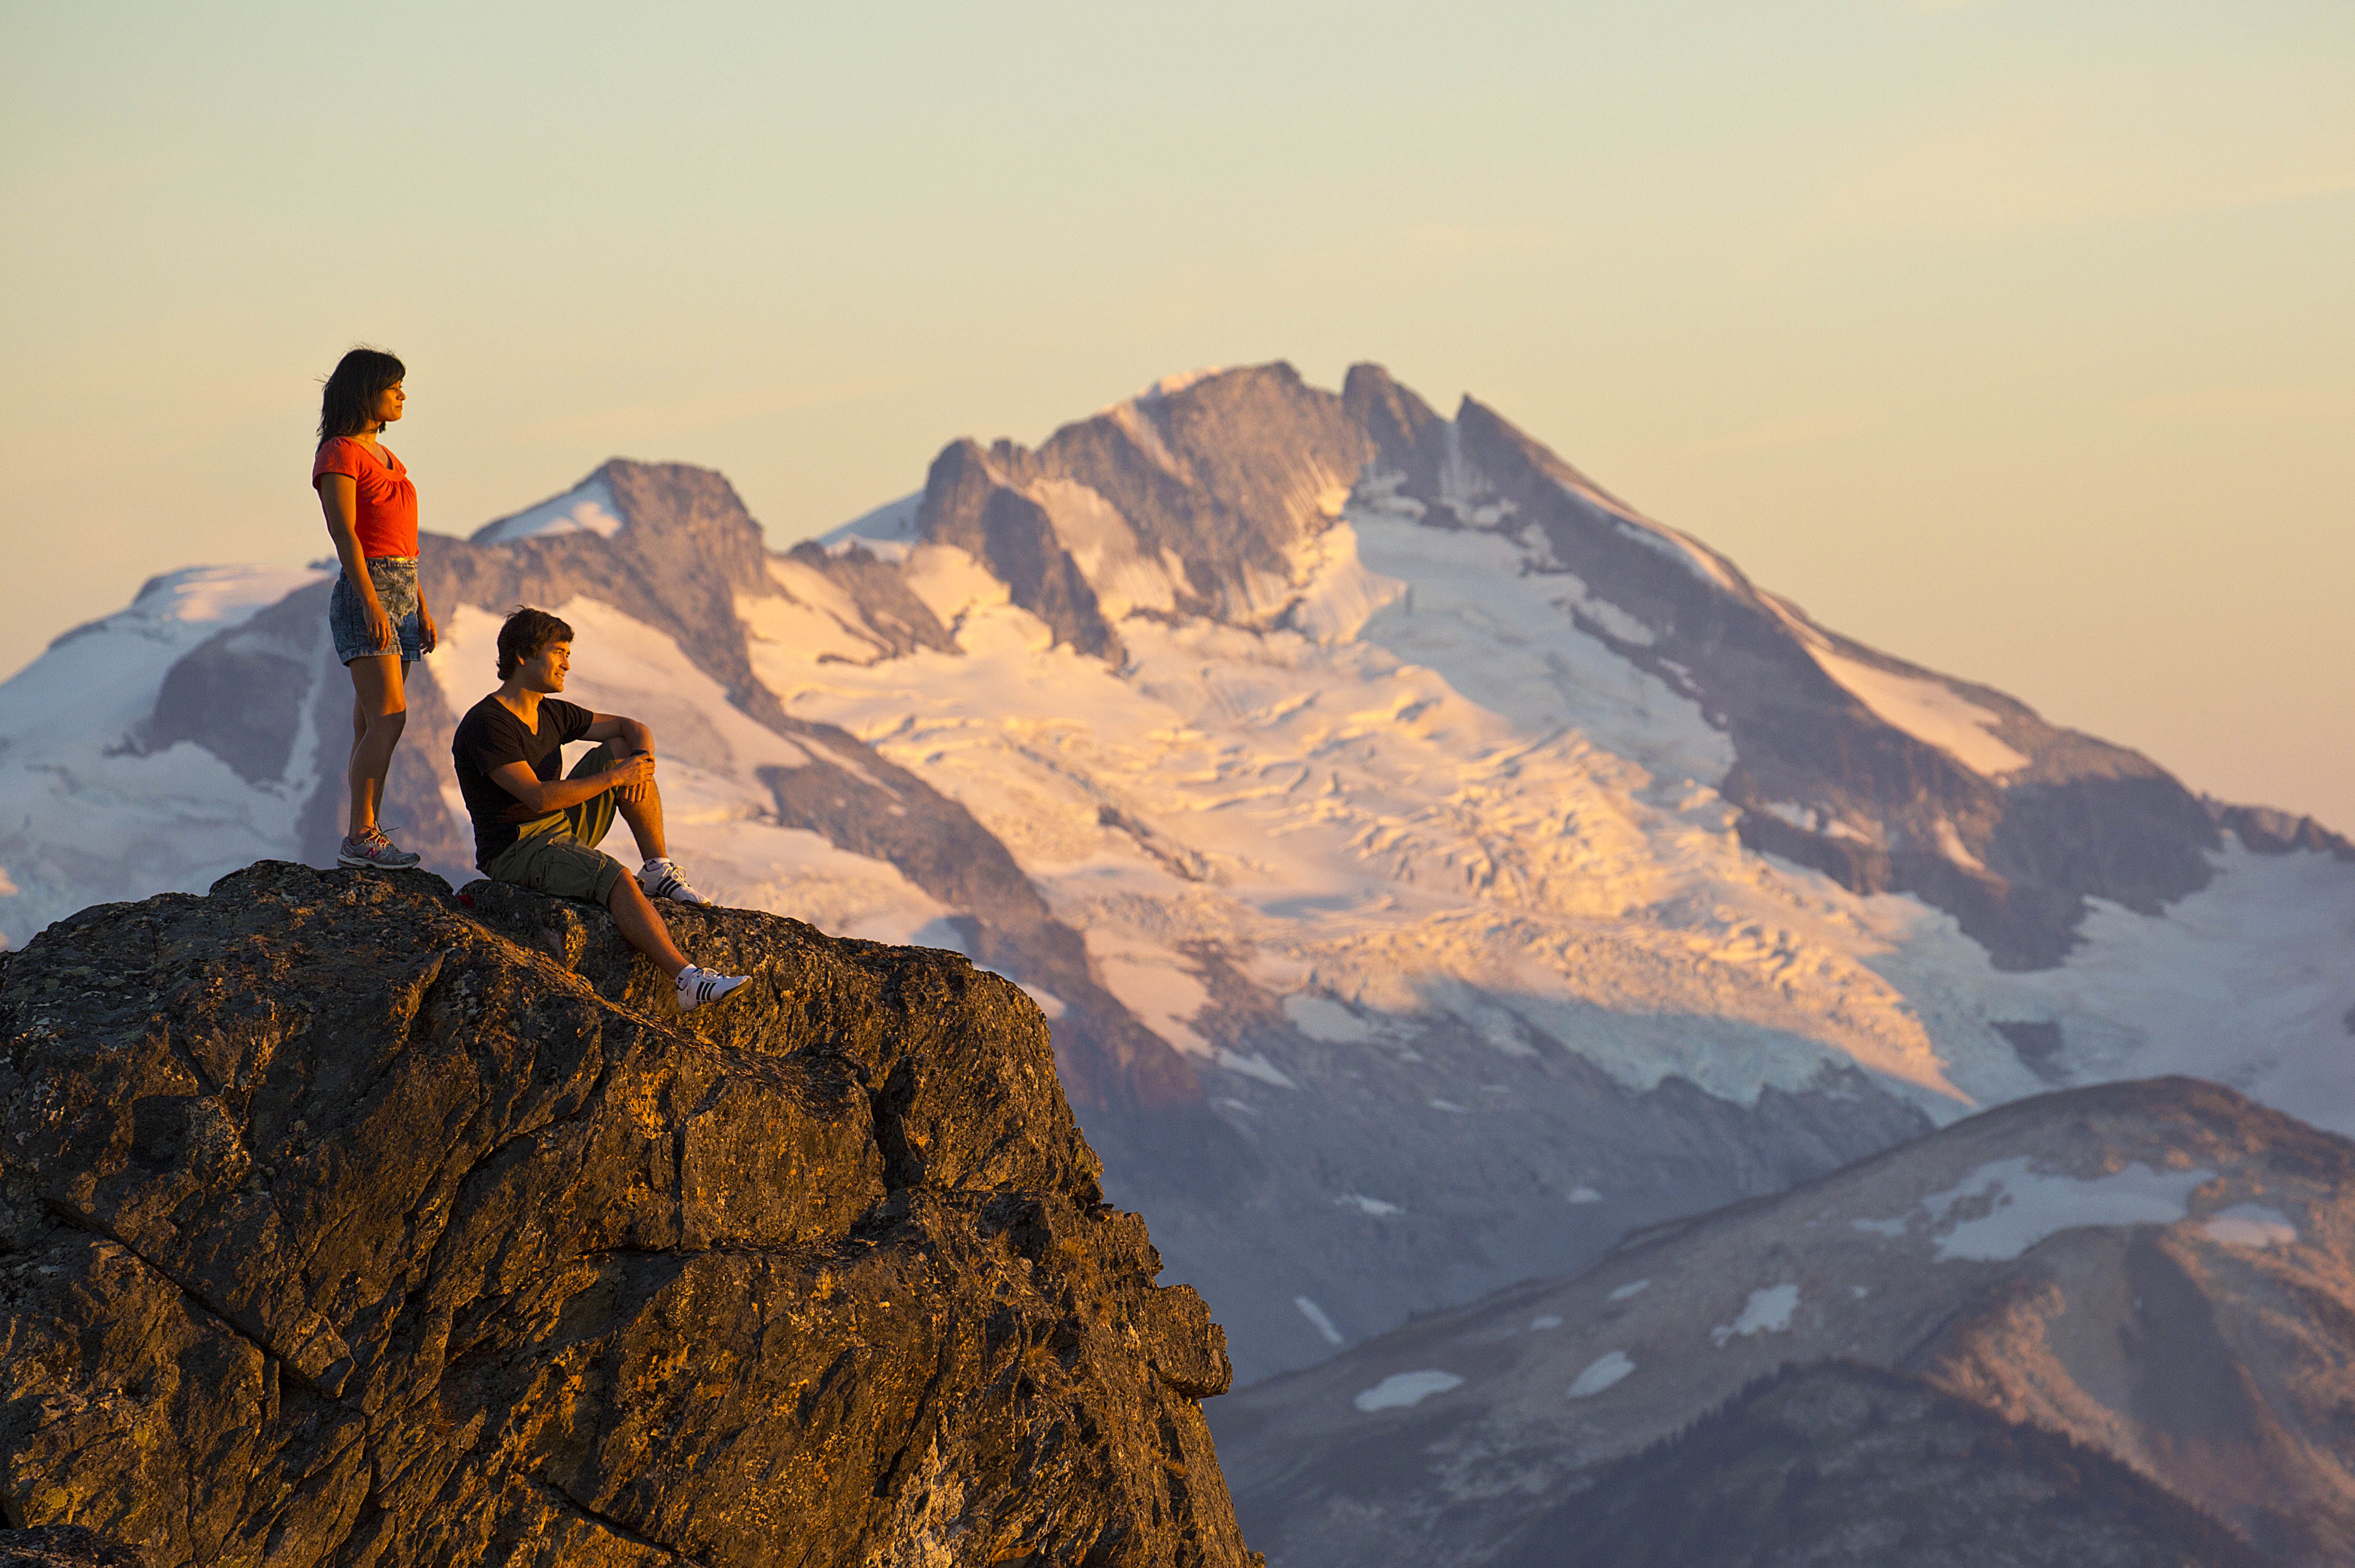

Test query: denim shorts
[329,556,422,665]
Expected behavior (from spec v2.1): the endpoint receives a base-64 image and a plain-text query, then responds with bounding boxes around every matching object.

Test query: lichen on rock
[0,862,1258,1566]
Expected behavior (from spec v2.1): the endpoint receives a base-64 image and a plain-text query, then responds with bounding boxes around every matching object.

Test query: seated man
[452,606,749,1012]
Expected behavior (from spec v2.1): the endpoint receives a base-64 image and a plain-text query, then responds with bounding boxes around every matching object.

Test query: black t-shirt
[451,695,596,868]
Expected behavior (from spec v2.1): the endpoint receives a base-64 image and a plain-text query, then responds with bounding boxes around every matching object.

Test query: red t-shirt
[312,437,419,559]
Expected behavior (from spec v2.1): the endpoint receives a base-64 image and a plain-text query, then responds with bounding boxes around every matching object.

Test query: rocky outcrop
[2207,796,2355,859]
[0,862,1256,1566]
[0,1524,147,1565]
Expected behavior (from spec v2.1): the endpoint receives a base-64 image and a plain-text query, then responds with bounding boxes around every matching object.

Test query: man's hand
[606,750,657,799]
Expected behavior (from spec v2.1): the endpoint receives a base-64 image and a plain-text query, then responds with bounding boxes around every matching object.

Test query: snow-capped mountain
[1211,1076,2351,1565]
[1,363,2349,1385]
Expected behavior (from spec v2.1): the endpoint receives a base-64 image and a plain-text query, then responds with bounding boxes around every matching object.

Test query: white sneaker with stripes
[676,965,750,1013]
[639,858,711,905]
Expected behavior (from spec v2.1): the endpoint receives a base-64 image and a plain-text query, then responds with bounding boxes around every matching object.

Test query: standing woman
[314,346,438,869]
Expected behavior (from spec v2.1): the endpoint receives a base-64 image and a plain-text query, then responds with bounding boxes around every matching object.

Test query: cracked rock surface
[0,862,1256,1567]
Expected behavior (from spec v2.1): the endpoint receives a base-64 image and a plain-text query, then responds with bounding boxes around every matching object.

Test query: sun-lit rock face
[1213,1076,2355,1567]
[2,364,2351,1387]
[0,861,1253,1567]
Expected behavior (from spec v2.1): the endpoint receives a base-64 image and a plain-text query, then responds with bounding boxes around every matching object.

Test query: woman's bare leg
[346,656,408,837]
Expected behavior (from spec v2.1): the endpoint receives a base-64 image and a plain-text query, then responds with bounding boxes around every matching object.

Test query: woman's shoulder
[313,436,362,480]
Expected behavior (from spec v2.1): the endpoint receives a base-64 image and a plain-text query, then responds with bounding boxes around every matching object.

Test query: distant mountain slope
[1499,1361,2269,1568]
[1,364,2349,1385]
[1214,1077,2355,1565]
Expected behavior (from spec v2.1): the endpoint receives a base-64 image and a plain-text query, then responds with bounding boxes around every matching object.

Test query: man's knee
[603,868,647,912]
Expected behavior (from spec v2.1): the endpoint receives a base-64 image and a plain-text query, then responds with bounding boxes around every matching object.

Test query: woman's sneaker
[638,858,711,905]
[676,965,751,1012]
[339,828,422,869]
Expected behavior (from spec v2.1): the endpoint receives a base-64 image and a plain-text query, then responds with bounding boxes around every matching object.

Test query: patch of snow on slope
[1612,517,1740,592]
[2204,1204,2297,1248]
[1032,479,1180,619]
[1342,498,1733,786]
[1137,367,1225,403]
[1712,1285,1800,1345]
[816,491,921,550]
[1934,818,1985,872]
[744,560,897,666]
[1295,1296,1345,1347]
[1283,521,1408,647]
[1218,1049,1300,1089]
[1872,1157,2215,1262]
[1285,994,1376,1041]
[1086,931,1213,1056]
[1805,640,2029,777]
[1355,1370,1463,1412]
[1568,1351,1637,1397]
[471,477,624,544]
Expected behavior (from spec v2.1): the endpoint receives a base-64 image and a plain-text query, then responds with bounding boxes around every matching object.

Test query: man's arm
[581,713,654,754]
[487,753,653,817]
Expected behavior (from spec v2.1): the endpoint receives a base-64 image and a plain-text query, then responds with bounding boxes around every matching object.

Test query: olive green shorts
[480,744,627,904]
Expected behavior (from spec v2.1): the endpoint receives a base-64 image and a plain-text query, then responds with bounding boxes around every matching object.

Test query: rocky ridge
[1214,1077,2355,1566]
[0,861,1255,1566]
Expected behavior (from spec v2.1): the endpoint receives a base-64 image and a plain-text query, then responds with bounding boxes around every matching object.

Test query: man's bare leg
[612,769,668,862]
[603,871,751,1011]
[603,874,689,977]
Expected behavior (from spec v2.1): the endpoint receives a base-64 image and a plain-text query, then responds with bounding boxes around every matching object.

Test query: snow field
[1354,1371,1465,1413]
[0,564,330,946]
[470,477,625,544]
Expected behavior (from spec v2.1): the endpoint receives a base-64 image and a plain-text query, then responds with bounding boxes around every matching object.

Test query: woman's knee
[367,708,409,740]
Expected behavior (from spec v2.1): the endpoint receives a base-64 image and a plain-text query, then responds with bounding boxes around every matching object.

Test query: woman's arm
[317,473,392,647]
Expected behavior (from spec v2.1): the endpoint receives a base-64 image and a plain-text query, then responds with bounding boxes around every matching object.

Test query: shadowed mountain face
[1,363,2349,1389]
[0,862,1253,1566]
[1213,1077,2355,1566]
[1495,1360,2271,1568]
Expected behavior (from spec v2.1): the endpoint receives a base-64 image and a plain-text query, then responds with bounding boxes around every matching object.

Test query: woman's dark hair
[498,606,575,679]
[317,347,406,444]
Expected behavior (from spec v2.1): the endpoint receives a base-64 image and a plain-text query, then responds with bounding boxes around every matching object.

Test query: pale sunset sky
[4,2,2350,823]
